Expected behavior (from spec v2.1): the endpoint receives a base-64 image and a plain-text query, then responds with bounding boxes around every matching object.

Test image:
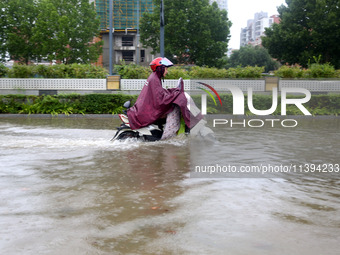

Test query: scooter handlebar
[177,77,184,92]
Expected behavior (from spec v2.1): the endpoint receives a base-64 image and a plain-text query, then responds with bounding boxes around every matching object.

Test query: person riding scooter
[126,57,203,140]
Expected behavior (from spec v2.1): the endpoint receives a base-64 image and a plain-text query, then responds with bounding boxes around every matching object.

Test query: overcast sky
[227,0,287,49]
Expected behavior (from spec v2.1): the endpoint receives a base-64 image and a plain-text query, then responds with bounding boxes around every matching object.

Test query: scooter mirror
[123,101,131,108]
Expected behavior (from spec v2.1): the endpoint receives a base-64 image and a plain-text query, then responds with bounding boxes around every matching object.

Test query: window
[122,51,134,62]
[140,50,145,62]
[122,36,133,46]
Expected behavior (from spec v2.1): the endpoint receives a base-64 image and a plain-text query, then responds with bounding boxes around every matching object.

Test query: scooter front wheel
[116,131,139,140]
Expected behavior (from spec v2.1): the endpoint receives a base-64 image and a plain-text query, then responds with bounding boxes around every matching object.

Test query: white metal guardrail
[0,78,265,92]
[1,78,340,92]
[279,80,340,92]
[0,79,106,90]
[189,79,265,92]
[120,79,192,90]
[120,79,265,91]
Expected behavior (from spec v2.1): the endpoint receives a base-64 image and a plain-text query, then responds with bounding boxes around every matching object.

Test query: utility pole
[109,0,113,75]
[160,0,164,57]
[136,0,140,64]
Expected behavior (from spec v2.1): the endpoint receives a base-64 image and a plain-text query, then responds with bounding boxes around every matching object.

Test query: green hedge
[1,64,108,78]
[0,94,137,115]
[0,93,339,116]
[1,63,265,79]
[0,63,7,77]
[274,64,340,79]
[2,63,340,79]
[114,63,340,79]
[113,64,265,79]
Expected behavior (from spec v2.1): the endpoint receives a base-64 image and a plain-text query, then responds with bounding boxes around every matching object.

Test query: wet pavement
[0,116,339,254]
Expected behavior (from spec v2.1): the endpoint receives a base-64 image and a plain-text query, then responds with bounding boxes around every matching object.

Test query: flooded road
[0,116,339,254]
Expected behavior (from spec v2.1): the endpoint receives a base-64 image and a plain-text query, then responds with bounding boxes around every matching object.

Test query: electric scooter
[111,100,173,141]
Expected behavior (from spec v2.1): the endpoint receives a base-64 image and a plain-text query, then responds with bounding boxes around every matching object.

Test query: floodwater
[0,116,339,255]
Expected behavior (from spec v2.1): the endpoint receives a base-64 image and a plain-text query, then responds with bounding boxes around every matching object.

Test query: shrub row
[274,64,340,79]
[0,94,137,115]
[0,64,109,79]
[114,64,340,79]
[1,63,340,79]
[1,93,339,116]
[0,63,7,77]
[113,65,265,79]
[1,63,264,79]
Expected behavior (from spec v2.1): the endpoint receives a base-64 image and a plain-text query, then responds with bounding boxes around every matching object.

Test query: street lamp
[136,0,140,64]
[109,0,113,75]
[160,0,164,57]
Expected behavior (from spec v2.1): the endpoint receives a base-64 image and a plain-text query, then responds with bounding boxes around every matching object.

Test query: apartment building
[240,12,279,47]
[94,0,156,68]
[209,0,228,11]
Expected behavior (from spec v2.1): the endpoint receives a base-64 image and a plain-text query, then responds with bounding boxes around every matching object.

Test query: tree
[228,45,279,72]
[262,0,340,68]
[32,0,102,64]
[0,0,39,64]
[0,1,7,62]
[0,0,102,64]
[140,0,232,67]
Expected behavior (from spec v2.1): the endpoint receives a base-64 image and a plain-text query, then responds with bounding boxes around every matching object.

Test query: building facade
[240,12,279,47]
[209,0,228,11]
[94,0,156,69]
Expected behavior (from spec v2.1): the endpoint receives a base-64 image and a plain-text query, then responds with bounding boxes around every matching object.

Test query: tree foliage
[0,0,39,64]
[262,0,340,68]
[0,1,6,61]
[140,0,232,67]
[0,0,102,64]
[228,45,279,72]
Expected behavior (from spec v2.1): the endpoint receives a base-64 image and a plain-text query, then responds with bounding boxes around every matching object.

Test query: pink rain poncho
[127,72,202,130]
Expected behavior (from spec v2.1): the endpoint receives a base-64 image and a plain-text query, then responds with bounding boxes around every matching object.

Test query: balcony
[114,35,136,50]
[114,45,136,51]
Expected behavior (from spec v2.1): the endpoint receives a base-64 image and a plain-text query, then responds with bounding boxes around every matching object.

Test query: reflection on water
[0,116,339,255]
[191,117,340,178]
